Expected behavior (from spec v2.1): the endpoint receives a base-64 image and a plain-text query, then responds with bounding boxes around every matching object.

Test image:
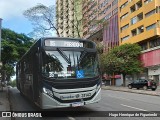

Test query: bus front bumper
[41,88,101,109]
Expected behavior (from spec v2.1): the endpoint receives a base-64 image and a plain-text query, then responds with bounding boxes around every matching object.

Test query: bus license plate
[72,102,84,107]
[152,86,156,88]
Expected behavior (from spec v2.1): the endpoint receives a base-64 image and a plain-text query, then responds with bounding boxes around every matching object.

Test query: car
[128,79,157,91]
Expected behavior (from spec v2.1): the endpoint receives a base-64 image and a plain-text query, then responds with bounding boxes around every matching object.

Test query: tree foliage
[100,43,143,86]
[23,4,59,38]
[1,28,34,81]
[9,80,16,87]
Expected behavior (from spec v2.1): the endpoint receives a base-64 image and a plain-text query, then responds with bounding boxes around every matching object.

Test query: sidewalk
[102,85,160,96]
[0,87,11,120]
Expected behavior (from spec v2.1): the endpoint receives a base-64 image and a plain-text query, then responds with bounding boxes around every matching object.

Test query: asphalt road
[8,87,160,120]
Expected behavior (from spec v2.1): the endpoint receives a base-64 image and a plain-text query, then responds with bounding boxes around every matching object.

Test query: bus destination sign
[45,40,84,48]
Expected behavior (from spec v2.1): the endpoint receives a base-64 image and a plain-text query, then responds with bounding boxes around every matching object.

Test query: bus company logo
[2,112,11,117]
[60,95,75,100]
[76,94,80,98]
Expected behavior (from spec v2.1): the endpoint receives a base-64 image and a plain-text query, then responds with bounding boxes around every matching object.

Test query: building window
[121,35,129,41]
[99,0,109,9]
[130,5,136,13]
[136,0,142,9]
[131,16,137,25]
[121,24,129,32]
[112,0,118,6]
[149,39,160,48]
[137,13,143,21]
[146,23,156,31]
[131,29,137,36]
[104,12,112,20]
[120,1,128,11]
[131,13,143,25]
[144,0,153,4]
[120,12,128,20]
[103,5,111,14]
[112,8,118,15]
[137,25,144,34]
[156,6,160,13]
[145,9,156,17]
[140,42,148,50]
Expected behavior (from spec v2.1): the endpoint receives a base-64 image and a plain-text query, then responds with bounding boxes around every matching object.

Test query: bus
[16,37,101,109]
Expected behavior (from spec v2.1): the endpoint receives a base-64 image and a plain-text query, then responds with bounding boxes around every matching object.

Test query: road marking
[121,104,147,111]
[107,94,131,101]
[68,116,76,120]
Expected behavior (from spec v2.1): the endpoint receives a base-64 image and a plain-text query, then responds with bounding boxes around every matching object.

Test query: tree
[9,80,16,87]
[101,43,143,86]
[1,28,34,81]
[23,4,60,38]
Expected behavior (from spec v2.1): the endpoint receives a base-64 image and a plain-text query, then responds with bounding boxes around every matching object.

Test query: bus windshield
[42,50,99,79]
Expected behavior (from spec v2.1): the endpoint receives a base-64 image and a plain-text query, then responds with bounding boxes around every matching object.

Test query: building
[82,0,119,51]
[101,0,119,52]
[82,0,120,85]
[56,0,83,38]
[118,0,160,85]
[82,0,99,40]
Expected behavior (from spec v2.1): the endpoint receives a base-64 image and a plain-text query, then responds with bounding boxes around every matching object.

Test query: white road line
[68,116,76,120]
[121,104,148,111]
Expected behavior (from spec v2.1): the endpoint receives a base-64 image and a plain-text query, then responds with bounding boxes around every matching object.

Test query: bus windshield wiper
[57,48,71,64]
[78,50,87,64]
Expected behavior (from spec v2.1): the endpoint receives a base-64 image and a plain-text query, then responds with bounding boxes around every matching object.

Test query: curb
[102,87,160,97]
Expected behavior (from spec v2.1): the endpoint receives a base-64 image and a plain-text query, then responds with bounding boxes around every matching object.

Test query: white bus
[16,37,101,109]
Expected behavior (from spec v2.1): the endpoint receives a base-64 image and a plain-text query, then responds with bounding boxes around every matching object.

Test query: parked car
[128,79,157,91]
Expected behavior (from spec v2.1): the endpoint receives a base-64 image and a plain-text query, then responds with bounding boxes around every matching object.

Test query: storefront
[140,47,160,85]
[148,66,160,86]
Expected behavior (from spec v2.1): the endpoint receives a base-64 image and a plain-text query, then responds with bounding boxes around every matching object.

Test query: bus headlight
[43,87,48,94]
[43,87,54,97]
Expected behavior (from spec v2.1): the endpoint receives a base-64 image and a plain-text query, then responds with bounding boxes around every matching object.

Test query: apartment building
[101,0,119,51]
[119,0,160,84]
[82,0,119,51]
[56,0,83,38]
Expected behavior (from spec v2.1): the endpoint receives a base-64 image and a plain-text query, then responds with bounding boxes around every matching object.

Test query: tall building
[82,0,99,39]
[82,0,119,51]
[118,0,160,84]
[101,0,119,52]
[56,0,83,38]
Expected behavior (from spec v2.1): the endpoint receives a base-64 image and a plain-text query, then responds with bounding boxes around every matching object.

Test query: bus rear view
[16,37,101,109]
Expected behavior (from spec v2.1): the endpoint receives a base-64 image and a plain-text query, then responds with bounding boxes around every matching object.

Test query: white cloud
[0,0,56,19]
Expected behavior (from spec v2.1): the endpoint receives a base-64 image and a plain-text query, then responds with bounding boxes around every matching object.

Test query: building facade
[56,0,83,38]
[118,0,160,85]
[82,0,119,51]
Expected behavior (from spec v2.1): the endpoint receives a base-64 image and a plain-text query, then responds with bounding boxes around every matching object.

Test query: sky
[0,0,56,35]
[0,0,56,80]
